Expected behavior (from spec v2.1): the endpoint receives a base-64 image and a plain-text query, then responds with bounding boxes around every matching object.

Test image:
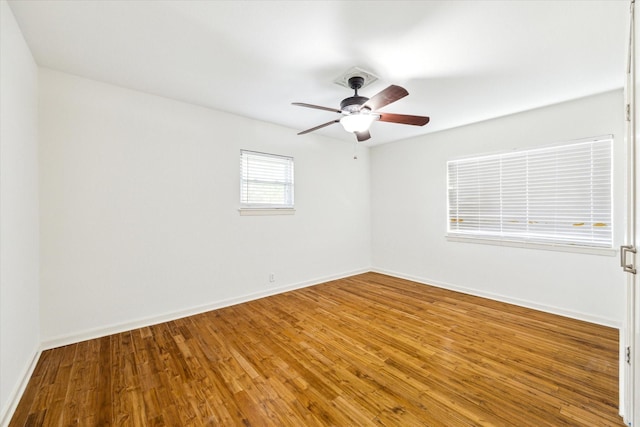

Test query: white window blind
[240,150,294,209]
[447,136,612,248]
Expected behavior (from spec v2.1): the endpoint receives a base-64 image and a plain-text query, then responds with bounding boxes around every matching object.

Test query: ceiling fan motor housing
[341,76,369,112]
[340,96,368,113]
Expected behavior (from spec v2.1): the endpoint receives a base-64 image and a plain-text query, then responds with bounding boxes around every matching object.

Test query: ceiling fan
[292,76,430,142]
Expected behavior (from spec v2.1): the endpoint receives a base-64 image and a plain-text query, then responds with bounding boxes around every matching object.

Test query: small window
[240,150,294,210]
[447,136,612,249]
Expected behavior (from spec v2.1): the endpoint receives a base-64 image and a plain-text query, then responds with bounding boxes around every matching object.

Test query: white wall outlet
[269,273,275,283]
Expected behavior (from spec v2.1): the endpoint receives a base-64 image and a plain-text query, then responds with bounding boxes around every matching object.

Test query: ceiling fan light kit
[340,113,376,133]
[293,75,430,142]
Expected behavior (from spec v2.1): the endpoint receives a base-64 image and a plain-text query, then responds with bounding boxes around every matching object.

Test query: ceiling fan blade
[292,102,341,114]
[362,85,408,111]
[297,119,340,135]
[355,130,371,142]
[378,113,430,126]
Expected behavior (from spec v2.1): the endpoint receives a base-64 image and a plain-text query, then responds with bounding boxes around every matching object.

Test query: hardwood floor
[10,272,623,426]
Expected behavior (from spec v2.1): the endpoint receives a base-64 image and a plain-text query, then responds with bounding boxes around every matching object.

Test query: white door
[625,2,637,425]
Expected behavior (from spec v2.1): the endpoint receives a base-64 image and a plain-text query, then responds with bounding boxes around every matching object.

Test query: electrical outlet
[269,273,275,283]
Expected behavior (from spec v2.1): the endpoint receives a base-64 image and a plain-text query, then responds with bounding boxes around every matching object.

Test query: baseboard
[0,346,41,427]
[40,267,371,350]
[41,266,619,351]
[371,268,621,329]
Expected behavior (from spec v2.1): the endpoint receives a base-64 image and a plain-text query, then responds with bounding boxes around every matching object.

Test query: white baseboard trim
[371,268,621,329]
[40,267,371,351]
[1,346,41,427]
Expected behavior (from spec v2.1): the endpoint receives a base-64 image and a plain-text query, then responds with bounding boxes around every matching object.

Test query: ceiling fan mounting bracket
[333,66,378,90]
[347,76,365,91]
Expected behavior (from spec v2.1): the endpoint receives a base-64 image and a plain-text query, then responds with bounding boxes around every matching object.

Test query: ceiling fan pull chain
[353,140,358,160]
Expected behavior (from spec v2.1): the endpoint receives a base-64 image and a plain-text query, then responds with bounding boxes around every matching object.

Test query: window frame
[446,135,614,255]
[239,150,295,215]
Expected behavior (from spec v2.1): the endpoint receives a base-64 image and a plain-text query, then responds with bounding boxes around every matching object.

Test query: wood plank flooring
[10,272,623,426]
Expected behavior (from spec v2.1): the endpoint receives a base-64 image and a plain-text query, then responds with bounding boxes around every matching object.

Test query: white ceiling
[7,0,629,145]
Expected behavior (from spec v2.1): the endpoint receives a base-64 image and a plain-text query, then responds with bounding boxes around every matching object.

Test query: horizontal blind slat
[447,137,612,248]
[241,150,294,208]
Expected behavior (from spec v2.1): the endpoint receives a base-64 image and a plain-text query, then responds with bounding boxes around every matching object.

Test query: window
[240,150,294,211]
[447,136,613,249]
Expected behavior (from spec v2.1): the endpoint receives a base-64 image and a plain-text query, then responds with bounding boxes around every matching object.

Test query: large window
[447,136,612,249]
[240,150,294,209]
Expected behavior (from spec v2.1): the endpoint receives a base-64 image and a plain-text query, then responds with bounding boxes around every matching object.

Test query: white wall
[0,0,40,423]
[38,69,371,345]
[371,90,625,327]
[37,69,626,342]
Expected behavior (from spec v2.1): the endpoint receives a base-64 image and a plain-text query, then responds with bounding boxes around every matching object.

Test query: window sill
[446,234,616,256]
[239,208,296,216]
